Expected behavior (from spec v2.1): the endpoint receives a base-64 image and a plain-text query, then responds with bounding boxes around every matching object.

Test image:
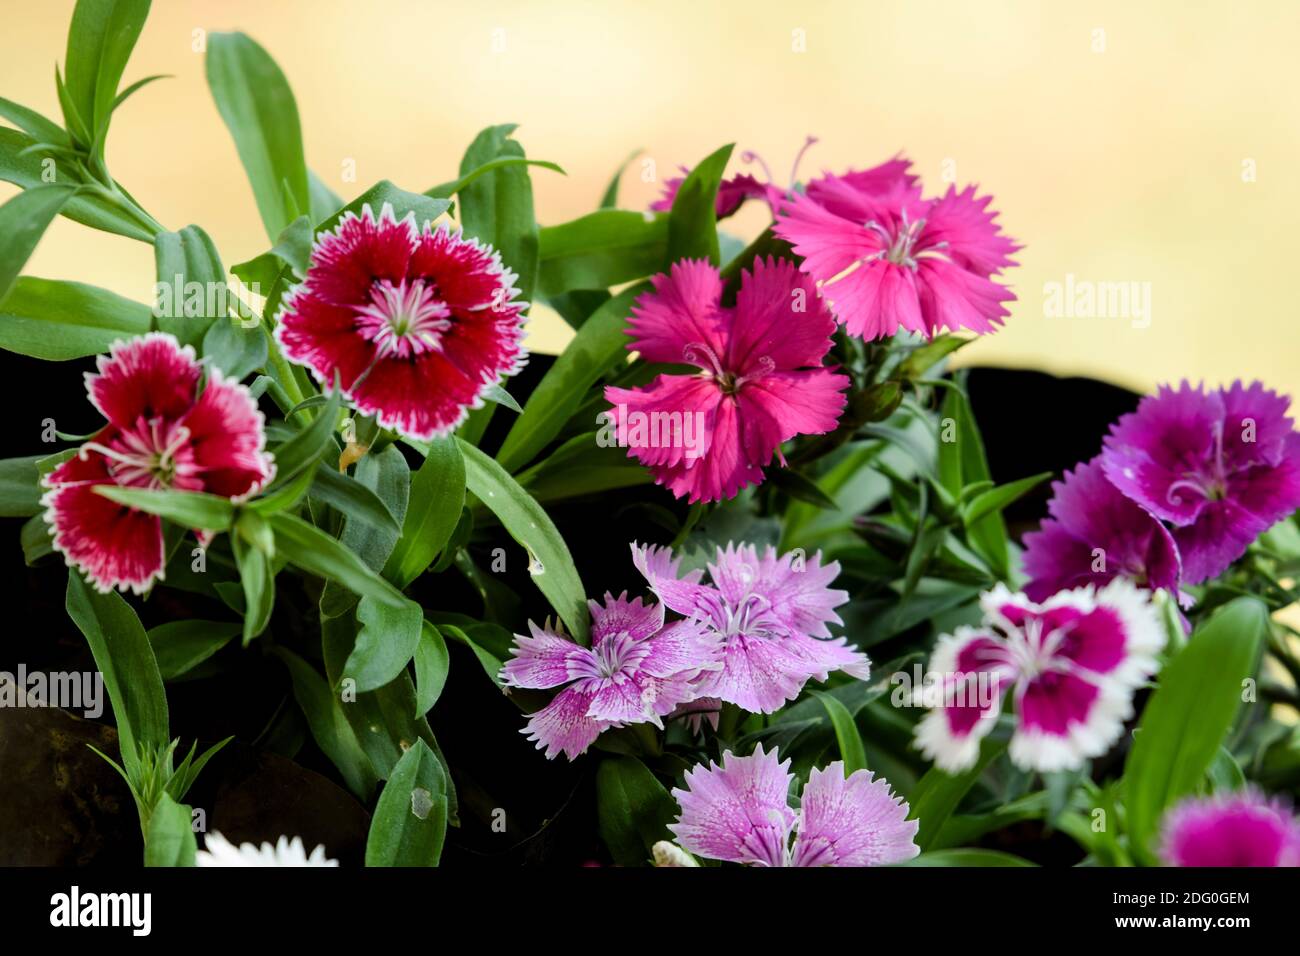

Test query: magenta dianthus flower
[1022,456,1181,601]
[1100,380,1300,584]
[774,158,1018,340]
[1160,790,1300,867]
[604,257,848,504]
[500,593,720,760]
[632,542,867,714]
[670,745,919,867]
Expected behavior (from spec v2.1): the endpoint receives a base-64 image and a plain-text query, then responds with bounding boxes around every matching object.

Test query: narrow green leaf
[231,533,275,644]
[0,96,68,144]
[599,148,641,208]
[899,849,1037,867]
[94,485,235,530]
[456,124,539,302]
[0,454,43,516]
[152,224,227,348]
[425,155,564,200]
[909,735,1007,851]
[345,595,423,694]
[596,756,676,866]
[310,464,401,535]
[456,439,588,642]
[63,0,151,150]
[144,792,196,868]
[275,647,377,801]
[201,316,267,381]
[414,622,450,717]
[1123,597,1267,861]
[537,210,667,297]
[365,739,448,867]
[205,32,309,240]
[66,572,169,780]
[264,387,340,488]
[816,692,868,774]
[321,445,410,617]
[0,277,152,360]
[269,511,408,609]
[0,184,76,301]
[148,619,240,679]
[496,285,640,473]
[383,437,464,589]
[962,472,1052,528]
[0,128,154,241]
[665,143,733,266]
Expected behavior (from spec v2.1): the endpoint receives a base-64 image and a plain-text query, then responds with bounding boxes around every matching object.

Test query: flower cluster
[1024,381,1300,597]
[617,147,1019,504]
[500,541,867,759]
[914,578,1163,773]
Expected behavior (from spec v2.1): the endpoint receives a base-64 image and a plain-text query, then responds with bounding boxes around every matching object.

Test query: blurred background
[2,0,1298,401]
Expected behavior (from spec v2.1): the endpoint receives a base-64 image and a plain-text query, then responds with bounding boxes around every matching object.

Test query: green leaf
[310,464,401,535]
[0,96,68,144]
[909,735,1007,851]
[201,316,267,381]
[152,224,227,348]
[345,595,423,694]
[205,32,309,240]
[599,148,641,209]
[365,739,448,867]
[937,386,1007,577]
[596,756,677,866]
[144,792,196,868]
[665,143,733,266]
[308,169,344,222]
[425,155,564,201]
[229,213,312,290]
[899,849,1037,867]
[20,514,54,565]
[496,285,639,473]
[321,614,457,824]
[231,532,275,644]
[0,454,43,516]
[516,432,651,503]
[321,180,450,234]
[0,184,77,302]
[0,128,155,241]
[1123,596,1267,862]
[275,647,377,801]
[66,572,169,781]
[321,445,410,617]
[766,467,839,510]
[962,472,1052,528]
[414,622,450,717]
[482,382,523,414]
[263,387,340,488]
[436,621,504,688]
[537,210,667,297]
[94,485,235,530]
[816,692,868,774]
[269,511,409,609]
[455,125,539,302]
[382,436,465,589]
[63,0,151,150]
[148,619,239,680]
[456,439,588,643]
[899,334,971,380]
[0,277,152,360]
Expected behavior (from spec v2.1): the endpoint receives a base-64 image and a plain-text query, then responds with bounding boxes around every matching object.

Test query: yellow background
[3,0,1298,402]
